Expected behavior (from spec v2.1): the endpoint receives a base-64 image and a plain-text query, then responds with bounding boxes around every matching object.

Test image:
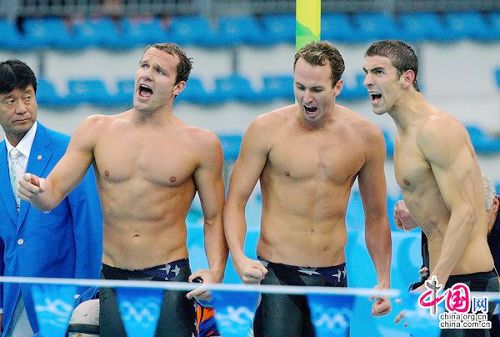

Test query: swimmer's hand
[394,200,419,231]
[187,269,213,301]
[233,255,267,284]
[370,285,391,316]
[18,173,46,201]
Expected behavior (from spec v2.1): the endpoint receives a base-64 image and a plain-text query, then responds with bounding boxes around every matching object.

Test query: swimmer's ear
[400,70,416,89]
[173,80,186,96]
[333,79,344,97]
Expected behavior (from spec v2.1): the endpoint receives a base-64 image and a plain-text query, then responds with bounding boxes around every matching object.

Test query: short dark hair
[145,43,193,84]
[365,40,420,91]
[294,41,345,87]
[0,59,37,94]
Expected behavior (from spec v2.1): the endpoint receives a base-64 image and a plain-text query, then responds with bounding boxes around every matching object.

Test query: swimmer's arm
[223,118,271,263]
[359,126,392,289]
[18,116,98,211]
[195,132,228,283]
[418,119,477,286]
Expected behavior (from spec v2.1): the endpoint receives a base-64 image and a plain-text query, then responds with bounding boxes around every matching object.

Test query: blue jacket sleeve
[0,237,4,309]
[67,165,103,280]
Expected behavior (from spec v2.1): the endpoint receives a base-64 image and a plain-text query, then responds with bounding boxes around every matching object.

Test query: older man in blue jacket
[0,59,102,337]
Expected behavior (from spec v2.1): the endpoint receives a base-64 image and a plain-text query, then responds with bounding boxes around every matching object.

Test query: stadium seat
[36,78,66,107]
[23,18,78,49]
[442,12,495,41]
[466,125,500,154]
[322,13,362,44]
[339,73,366,101]
[487,12,500,38]
[352,13,401,42]
[383,130,395,158]
[261,14,296,44]
[170,16,223,47]
[120,17,169,46]
[214,74,260,103]
[495,69,500,88]
[218,134,242,162]
[398,13,451,42]
[260,75,294,102]
[114,79,135,106]
[72,17,125,49]
[176,77,217,105]
[0,19,28,50]
[65,79,114,106]
[346,190,364,231]
[217,15,270,46]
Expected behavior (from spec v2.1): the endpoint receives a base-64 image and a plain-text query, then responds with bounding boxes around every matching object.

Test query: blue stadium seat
[261,14,295,44]
[488,12,500,38]
[65,79,114,106]
[114,79,135,106]
[466,125,500,154]
[170,16,223,47]
[214,74,260,103]
[217,16,270,46]
[120,17,169,46]
[398,13,450,42]
[72,17,125,49]
[352,13,401,42]
[383,130,395,158]
[443,12,495,41]
[0,19,28,50]
[346,190,364,231]
[322,13,362,44]
[176,77,217,105]
[24,18,78,49]
[495,69,500,88]
[339,73,366,101]
[36,78,66,107]
[218,134,242,162]
[260,75,294,101]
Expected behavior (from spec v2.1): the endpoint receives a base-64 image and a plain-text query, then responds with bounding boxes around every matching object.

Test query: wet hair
[145,43,193,84]
[294,41,345,87]
[483,175,496,212]
[365,40,420,91]
[0,59,37,94]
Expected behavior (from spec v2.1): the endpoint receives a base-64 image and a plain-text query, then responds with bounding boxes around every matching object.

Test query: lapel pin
[37,155,42,161]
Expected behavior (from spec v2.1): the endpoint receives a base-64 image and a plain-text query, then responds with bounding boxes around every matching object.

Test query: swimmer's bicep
[418,121,476,208]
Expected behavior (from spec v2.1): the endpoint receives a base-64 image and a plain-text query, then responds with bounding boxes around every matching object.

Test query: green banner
[296,0,321,51]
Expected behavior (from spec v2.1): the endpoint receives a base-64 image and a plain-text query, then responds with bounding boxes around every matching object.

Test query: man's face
[363,55,403,115]
[0,85,37,144]
[134,47,185,113]
[293,57,341,126]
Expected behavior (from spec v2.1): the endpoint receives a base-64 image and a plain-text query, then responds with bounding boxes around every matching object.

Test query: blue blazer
[0,123,103,335]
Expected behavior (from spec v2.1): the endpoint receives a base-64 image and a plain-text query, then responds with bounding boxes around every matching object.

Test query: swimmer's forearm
[432,208,475,285]
[366,220,392,288]
[223,204,248,261]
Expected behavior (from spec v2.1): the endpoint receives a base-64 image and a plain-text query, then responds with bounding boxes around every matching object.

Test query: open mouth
[304,105,318,116]
[138,83,153,98]
[369,92,382,103]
